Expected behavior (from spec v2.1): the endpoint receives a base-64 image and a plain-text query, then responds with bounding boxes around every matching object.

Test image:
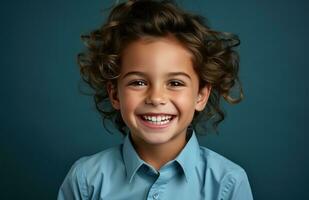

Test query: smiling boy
[58,1,253,199]
[110,35,211,170]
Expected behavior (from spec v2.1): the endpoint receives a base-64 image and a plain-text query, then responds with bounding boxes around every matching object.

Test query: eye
[128,80,147,87]
[168,80,185,87]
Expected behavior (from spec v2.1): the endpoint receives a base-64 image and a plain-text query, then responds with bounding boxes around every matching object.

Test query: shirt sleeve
[57,159,88,200]
[220,169,254,200]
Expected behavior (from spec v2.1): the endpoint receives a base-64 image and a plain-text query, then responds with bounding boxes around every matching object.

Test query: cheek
[119,90,141,112]
[172,90,197,110]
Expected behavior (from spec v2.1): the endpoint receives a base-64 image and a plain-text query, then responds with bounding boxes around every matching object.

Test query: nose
[145,85,167,106]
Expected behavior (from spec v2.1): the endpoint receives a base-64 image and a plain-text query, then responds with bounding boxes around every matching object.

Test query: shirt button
[153,193,159,200]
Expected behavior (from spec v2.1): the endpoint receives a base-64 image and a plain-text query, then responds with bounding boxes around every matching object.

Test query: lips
[138,113,176,129]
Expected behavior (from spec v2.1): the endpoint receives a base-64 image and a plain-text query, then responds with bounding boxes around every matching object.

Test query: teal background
[0,0,308,199]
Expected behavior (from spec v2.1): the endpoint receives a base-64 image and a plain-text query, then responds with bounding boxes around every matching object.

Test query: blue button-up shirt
[58,131,253,200]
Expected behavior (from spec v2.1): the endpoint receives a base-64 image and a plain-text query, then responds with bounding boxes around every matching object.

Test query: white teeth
[142,115,173,124]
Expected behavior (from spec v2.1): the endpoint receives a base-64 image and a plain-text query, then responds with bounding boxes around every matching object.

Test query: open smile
[137,114,176,129]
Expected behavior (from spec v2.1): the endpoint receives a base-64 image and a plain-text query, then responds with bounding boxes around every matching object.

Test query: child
[58,0,253,199]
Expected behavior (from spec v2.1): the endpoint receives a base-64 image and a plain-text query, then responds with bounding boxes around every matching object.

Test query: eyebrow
[121,71,192,80]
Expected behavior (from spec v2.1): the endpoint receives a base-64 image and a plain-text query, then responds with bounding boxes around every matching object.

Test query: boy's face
[108,35,211,148]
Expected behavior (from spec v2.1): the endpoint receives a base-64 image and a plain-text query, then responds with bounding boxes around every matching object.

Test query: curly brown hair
[78,0,243,136]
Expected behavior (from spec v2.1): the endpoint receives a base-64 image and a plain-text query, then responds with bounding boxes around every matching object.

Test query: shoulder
[58,145,124,199]
[67,144,124,181]
[77,144,122,167]
[199,146,245,175]
[198,146,253,199]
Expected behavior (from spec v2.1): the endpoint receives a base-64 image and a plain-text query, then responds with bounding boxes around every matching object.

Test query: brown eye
[168,80,185,87]
[128,80,147,87]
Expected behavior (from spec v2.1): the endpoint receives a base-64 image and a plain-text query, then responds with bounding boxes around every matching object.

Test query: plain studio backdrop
[0,0,308,199]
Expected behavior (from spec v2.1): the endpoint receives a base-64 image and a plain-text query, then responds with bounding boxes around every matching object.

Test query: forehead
[120,35,195,75]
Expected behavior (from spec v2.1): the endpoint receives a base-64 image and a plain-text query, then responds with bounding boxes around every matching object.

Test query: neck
[130,132,188,170]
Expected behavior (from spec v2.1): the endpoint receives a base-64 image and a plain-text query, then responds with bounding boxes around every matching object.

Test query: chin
[141,134,172,145]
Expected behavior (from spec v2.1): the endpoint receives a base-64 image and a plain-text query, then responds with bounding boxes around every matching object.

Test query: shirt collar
[122,134,145,183]
[122,129,200,183]
[174,129,200,182]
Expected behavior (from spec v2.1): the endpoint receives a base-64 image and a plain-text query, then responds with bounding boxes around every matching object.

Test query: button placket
[147,162,178,200]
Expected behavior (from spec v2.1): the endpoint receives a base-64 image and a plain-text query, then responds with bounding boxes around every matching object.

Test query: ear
[107,81,120,110]
[195,84,212,111]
